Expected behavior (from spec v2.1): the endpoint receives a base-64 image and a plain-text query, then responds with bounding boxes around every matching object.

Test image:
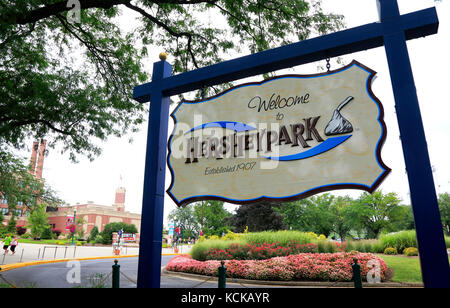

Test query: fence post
[218,261,227,288]
[112,259,120,288]
[352,258,363,288]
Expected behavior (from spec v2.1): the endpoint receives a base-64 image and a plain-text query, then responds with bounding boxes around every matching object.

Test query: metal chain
[0,273,18,288]
[326,58,331,73]
[190,275,215,288]
[93,271,112,287]
[120,271,137,285]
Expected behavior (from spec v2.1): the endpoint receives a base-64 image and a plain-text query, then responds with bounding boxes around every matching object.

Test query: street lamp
[71,210,77,246]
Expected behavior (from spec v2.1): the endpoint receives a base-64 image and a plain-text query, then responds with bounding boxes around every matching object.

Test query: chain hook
[326,57,331,73]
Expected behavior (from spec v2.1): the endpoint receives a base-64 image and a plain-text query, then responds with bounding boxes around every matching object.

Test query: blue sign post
[134,0,449,288]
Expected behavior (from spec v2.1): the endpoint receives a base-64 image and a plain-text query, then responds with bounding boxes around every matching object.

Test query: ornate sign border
[166,60,391,206]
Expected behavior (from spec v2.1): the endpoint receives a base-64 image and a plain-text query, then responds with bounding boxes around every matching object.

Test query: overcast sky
[26,0,450,227]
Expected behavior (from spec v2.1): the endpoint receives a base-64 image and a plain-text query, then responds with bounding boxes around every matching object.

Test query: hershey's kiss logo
[325,96,354,136]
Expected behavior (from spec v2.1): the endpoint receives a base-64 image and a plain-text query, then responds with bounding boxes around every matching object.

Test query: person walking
[10,236,18,256]
[2,234,12,255]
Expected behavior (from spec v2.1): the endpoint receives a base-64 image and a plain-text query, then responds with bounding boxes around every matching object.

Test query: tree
[6,214,17,234]
[304,194,335,237]
[193,200,231,237]
[274,200,308,231]
[348,191,403,239]
[384,204,415,233]
[227,201,286,232]
[330,195,353,241]
[1,1,344,212]
[27,204,50,239]
[99,221,138,244]
[75,215,87,239]
[0,148,61,211]
[88,225,100,242]
[438,192,450,235]
[168,203,199,238]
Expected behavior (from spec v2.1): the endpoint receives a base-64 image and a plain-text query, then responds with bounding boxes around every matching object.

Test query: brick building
[47,187,142,239]
[1,140,141,241]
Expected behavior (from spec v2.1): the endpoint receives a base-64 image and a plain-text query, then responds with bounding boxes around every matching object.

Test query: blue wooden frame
[134,0,450,288]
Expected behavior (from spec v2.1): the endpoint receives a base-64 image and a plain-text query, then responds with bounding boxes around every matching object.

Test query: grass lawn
[377,254,450,284]
[12,238,86,245]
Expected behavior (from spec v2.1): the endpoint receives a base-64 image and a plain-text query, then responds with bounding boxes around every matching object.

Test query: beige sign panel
[167,60,390,206]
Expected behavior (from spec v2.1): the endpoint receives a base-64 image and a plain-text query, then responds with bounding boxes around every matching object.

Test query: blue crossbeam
[134,0,449,289]
[133,7,437,103]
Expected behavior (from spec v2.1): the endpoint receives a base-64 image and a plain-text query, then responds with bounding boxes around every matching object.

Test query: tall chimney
[35,139,47,179]
[29,141,39,175]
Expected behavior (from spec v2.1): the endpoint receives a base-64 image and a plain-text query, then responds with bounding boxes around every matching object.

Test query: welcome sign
[167,60,390,206]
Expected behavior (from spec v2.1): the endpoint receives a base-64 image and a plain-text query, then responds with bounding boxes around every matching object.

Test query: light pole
[71,209,77,246]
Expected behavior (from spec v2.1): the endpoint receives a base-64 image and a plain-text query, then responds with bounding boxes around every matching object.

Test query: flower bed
[166,252,388,282]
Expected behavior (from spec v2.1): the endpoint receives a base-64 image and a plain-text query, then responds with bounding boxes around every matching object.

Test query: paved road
[0,256,266,288]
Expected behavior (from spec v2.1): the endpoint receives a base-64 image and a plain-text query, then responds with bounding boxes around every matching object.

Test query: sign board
[121,233,136,243]
[168,223,174,236]
[167,60,391,206]
[65,215,74,230]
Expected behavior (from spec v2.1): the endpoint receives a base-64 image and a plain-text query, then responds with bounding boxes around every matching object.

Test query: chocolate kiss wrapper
[325,96,354,136]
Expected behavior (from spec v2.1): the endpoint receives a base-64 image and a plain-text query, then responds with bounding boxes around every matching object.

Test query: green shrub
[190,239,244,261]
[41,227,52,240]
[242,231,316,246]
[384,247,398,255]
[317,240,327,253]
[445,236,450,249]
[88,226,99,242]
[363,242,373,253]
[403,247,418,256]
[379,230,416,254]
[94,235,103,244]
[354,241,365,253]
[325,241,336,253]
[345,241,355,252]
[221,230,242,241]
[372,241,384,253]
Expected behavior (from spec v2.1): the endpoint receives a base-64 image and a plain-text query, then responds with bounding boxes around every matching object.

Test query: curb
[0,253,181,273]
[0,255,139,272]
[162,268,424,288]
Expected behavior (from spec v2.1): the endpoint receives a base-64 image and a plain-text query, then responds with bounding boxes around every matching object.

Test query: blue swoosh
[185,121,257,134]
[265,135,352,161]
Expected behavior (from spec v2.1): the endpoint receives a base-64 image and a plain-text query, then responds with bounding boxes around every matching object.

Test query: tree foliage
[349,191,403,238]
[226,201,286,233]
[99,221,138,244]
[168,203,200,237]
[27,203,50,239]
[276,191,409,239]
[0,147,61,210]
[0,0,344,213]
[193,200,231,237]
[438,192,450,235]
[0,0,344,157]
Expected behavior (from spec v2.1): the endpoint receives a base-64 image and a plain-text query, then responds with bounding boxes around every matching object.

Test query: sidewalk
[1,243,192,266]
